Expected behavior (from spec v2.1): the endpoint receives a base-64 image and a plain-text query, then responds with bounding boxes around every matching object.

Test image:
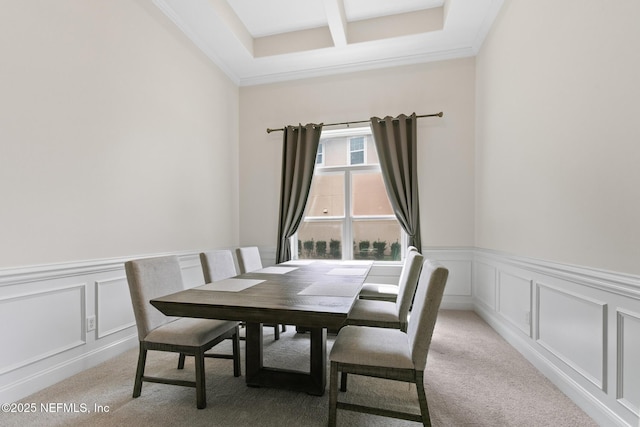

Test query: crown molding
[238,46,476,86]
[152,0,241,85]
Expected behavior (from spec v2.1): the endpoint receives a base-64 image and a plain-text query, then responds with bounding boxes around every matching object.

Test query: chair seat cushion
[346,299,400,327]
[145,318,239,347]
[359,283,398,302]
[330,325,413,369]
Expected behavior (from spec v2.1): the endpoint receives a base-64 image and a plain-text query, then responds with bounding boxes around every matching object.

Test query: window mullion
[344,170,352,260]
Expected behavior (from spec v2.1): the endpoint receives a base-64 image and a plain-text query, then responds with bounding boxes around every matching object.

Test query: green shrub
[303,239,314,257]
[315,240,327,258]
[358,240,370,258]
[372,240,387,259]
[329,239,341,259]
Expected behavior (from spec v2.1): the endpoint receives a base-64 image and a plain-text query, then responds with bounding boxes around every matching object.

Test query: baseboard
[475,303,627,427]
[440,295,474,310]
[473,248,640,427]
[0,334,137,404]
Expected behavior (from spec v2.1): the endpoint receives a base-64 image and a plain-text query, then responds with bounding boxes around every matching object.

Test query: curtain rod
[266,112,443,134]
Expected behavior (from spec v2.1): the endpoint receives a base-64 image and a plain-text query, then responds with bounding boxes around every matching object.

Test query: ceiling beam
[209,0,254,55]
[322,0,348,47]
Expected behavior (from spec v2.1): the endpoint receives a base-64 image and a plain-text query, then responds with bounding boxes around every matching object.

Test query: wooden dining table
[150,259,372,396]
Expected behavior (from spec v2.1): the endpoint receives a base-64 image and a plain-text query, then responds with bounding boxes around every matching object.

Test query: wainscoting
[1,248,638,426]
[473,249,640,427]
[0,252,205,405]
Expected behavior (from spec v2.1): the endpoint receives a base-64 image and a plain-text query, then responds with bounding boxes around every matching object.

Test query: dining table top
[150,259,373,330]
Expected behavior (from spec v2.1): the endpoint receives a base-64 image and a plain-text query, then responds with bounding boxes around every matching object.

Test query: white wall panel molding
[536,282,607,391]
[617,308,640,416]
[472,260,497,310]
[439,260,472,296]
[422,247,475,310]
[0,250,205,404]
[475,301,628,427]
[497,271,532,337]
[473,248,639,427]
[96,276,136,339]
[2,247,637,426]
[0,283,86,375]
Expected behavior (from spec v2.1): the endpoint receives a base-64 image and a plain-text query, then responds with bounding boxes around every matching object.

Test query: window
[294,127,406,261]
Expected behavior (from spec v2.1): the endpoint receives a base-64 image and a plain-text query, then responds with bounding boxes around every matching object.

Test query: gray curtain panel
[276,123,323,263]
[370,113,422,250]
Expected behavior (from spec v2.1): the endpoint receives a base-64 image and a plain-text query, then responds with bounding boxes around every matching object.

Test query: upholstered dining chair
[235,246,264,275]
[235,246,287,339]
[344,249,424,332]
[200,249,237,282]
[200,249,281,341]
[124,255,241,409]
[328,260,449,426]
[358,246,419,302]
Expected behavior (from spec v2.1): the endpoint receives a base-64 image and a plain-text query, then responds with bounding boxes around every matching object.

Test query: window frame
[292,127,407,261]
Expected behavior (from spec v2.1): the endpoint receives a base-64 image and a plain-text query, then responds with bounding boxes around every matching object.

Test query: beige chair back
[200,250,237,282]
[236,246,263,273]
[124,255,183,340]
[407,259,449,371]
[395,249,424,324]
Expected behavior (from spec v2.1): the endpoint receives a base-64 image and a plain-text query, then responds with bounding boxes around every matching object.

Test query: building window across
[293,127,406,261]
[349,136,365,165]
[316,142,324,165]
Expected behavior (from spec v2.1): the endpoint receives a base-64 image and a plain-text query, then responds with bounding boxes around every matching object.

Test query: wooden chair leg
[340,372,347,392]
[274,325,280,340]
[195,350,206,409]
[328,362,339,427]
[232,327,241,377]
[415,371,432,427]
[281,324,287,332]
[177,353,186,369]
[133,344,147,398]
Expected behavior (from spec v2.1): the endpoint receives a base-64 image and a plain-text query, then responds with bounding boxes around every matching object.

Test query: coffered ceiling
[153,0,503,86]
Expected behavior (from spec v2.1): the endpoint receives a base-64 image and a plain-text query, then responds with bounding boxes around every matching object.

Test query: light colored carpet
[3,310,597,426]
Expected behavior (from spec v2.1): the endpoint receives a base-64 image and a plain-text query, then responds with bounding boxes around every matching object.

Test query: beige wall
[476,1,640,274]
[7,0,633,277]
[0,0,240,268]
[239,59,476,250]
